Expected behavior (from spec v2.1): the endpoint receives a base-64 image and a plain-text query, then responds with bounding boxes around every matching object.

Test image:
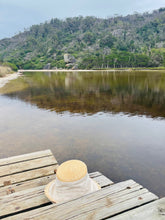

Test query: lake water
[0,70,165,196]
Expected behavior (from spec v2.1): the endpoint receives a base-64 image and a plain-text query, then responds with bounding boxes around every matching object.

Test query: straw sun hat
[45,160,100,203]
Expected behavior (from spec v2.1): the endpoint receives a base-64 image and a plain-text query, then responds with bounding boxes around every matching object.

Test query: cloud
[134,0,165,12]
[0,1,45,38]
[0,0,164,39]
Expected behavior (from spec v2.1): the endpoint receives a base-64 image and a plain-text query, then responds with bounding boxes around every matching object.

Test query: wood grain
[0,156,57,177]
[110,197,165,220]
[0,173,113,217]
[0,172,112,196]
[0,150,53,166]
[3,180,158,219]
[0,165,58,187]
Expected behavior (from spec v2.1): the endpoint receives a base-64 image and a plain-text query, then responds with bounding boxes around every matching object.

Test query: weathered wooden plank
[0,150,53,166]
[93,175,113,187]
[0,165,58,187]
[0,172,112,196]
[3,180,156,219]
[0,175,55,197]
[110,197,165,220]
[0,173,113,217]
[88,171,102,178]
[69,192,158,220]
[8,185,157,219]
[0,155,57,177]
[0,185,46,217]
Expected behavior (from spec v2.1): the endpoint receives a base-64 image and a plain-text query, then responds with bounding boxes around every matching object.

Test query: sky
[0,0,164,39]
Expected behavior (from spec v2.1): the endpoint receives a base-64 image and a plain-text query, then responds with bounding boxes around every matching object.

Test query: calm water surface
[0,70,165,196]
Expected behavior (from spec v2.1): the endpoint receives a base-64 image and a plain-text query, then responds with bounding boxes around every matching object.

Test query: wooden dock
[0,149,164,219]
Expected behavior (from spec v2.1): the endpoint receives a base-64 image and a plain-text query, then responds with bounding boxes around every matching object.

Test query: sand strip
[0,72,21,88]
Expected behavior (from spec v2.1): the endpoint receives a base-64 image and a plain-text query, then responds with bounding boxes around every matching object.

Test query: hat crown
[56,160,87,182]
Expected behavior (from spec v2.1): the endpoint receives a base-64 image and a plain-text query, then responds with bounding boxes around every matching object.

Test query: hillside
[0,8,165,69]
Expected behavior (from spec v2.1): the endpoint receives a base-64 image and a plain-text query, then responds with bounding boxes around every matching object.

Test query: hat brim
[44,179,101,203]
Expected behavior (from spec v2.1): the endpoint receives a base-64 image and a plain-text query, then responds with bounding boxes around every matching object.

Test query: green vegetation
[0,8,165,69]
[0,62,18,77]
[1,62,18,71]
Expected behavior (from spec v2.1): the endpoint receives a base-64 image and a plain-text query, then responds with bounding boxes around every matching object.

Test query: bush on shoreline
[0,66,13,77]
[0,62,18,77]
[2,62,18,71]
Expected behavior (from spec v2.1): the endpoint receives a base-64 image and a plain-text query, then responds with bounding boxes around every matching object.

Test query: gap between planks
[0,165,59,187]
[0,172,108,197]
[3,180,158,220]
[0,172,113,218]
[0,149,58,187]
[0,155,58,178]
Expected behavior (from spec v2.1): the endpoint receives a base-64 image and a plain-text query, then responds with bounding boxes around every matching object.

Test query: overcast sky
[0,0,164,39]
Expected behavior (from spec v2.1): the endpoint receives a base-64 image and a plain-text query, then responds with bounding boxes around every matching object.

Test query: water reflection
[1,70,165,118]
[0,71,165,197]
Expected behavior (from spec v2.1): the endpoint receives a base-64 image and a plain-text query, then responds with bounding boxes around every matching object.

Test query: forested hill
[0,8,165,69]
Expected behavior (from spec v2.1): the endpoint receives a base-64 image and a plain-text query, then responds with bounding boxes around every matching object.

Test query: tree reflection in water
[1,70,165,118]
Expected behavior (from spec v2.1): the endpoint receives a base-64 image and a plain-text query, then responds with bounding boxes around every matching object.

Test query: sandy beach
[0,72,21,88]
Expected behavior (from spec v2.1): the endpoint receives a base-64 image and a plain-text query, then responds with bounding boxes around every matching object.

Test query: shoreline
[0,72,21,88]
[18,68,165,73]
